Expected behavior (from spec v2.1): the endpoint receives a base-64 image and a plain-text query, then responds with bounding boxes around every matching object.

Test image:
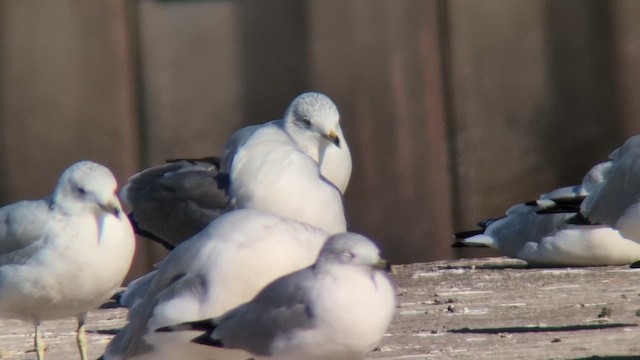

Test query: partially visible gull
[580,135,640,241]
[122,92,351,249]
[0,161,135,360]
[454,160,640,266]
[158,233,396,360]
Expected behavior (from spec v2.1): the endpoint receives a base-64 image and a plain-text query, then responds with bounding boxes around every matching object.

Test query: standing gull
[159,233,396,360]
[0,161,135,359]
[103,209,331,360]
[122,92,351,248]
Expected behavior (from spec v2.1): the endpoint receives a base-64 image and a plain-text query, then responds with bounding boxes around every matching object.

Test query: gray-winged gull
[103,209,331,360]
[0,161,135,359]
[580,135,640,241]
[158,232,396,360]
[121,92,351,249]
[454,160,640,266]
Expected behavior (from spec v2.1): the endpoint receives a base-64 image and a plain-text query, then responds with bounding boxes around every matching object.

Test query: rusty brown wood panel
[0,1,139,200]
[0,0,141,279]
[611,0,640,136]
[134,0,316,271]
[136,0,244,164]
[446,0,634,236]
[307,0,454,263]
[135,0,314,162]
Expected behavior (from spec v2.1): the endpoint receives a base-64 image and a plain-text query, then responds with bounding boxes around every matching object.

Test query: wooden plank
[307,0,454,263]
[2,258,639,359]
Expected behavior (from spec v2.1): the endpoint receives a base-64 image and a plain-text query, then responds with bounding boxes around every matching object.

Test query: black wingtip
[186,319,216,332]
[451,241,490,248]
[165,156,221,167]
[564,213,598,226]
[535,196,585,215]
[192,332,225,348]
[156,325,173,333]
[453,229,484,239]
[156,319,215,334]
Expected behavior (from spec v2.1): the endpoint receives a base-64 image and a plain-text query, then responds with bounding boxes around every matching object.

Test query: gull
[579,135,640,241]
[122,92,351,249]
[158,233,396,360]
[453,160,640,266]
[0,161,135,359]
[103,209,331,360]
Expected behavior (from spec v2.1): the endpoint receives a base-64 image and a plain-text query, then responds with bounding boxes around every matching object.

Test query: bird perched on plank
[158,233,396,360]
[0,161,135,359]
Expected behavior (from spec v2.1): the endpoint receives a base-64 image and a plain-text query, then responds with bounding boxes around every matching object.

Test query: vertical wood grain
[307,0,453,262]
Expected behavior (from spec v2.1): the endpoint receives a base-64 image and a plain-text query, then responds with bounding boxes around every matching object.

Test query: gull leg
[35,321,45,360]
[76,314,88,360]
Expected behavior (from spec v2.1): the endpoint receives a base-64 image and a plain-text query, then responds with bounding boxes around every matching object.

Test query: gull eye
[302,118,312,127]
[76,187,87,196]
[339,250,355,259]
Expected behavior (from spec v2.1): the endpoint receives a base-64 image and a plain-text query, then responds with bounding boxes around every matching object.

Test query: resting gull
[102,209,331,360]
[122,92,350,249]
[454,160,640,266]
[158,233,396,360]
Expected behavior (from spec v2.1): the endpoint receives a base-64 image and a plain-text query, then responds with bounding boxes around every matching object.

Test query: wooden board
[1,257,638,359]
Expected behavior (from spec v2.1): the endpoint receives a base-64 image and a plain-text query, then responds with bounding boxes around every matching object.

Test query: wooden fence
[1,0,640,279]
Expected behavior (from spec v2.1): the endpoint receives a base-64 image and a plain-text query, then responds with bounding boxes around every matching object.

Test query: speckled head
[52,161,122,216]
[283,92,341,148]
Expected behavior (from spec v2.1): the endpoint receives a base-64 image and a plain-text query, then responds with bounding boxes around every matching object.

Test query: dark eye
[302,118,311,126]
[76,187,87,196]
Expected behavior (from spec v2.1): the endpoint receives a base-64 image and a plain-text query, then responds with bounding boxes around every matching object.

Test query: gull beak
[98,197,122,217]
[322,130,341,148]
[373,258,393,274]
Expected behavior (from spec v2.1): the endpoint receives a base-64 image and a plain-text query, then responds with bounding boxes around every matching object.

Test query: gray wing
[105,243,208,358]
[122,158,232,246]
[488,204,573,257]
[0,199,52,266]
[220,123,263,173]
[199,269,316,356]
[582,136,640,225]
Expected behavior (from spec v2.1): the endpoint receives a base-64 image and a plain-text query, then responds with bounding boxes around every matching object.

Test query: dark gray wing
[122,158,232,247]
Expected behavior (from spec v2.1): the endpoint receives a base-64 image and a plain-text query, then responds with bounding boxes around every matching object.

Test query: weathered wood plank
[1,258,638,359]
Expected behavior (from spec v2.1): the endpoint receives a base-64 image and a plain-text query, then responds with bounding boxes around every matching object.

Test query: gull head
[52,161,123,217]
[316,233,390,272]
[283,92,341,148]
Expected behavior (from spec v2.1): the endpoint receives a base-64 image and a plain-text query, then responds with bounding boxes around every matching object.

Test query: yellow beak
[99,197,122,217]
[322,130,341,148]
